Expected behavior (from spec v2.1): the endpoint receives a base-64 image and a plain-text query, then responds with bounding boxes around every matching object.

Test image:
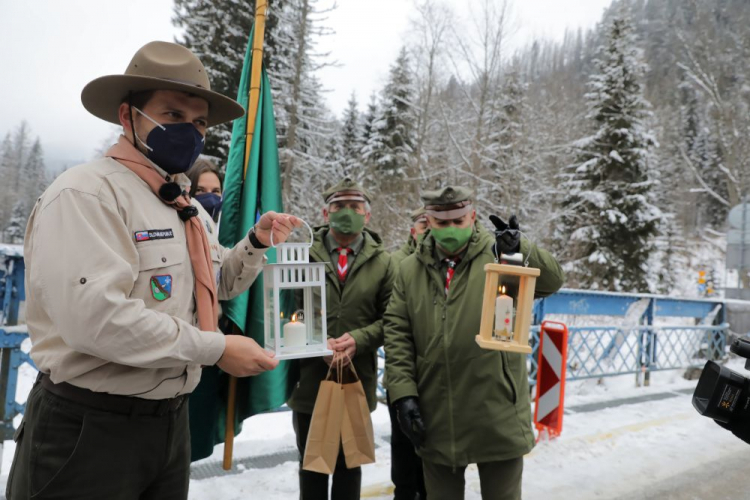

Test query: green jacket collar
[417,226,492,269]
[310,225,384,275]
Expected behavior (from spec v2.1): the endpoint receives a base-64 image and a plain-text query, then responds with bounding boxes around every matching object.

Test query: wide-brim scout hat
[81,41,245,128]
[322,177,373,204]
[421,186,475,220]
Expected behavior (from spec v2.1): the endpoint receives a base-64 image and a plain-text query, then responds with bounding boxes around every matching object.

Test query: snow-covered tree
[361,47,417,180]
[0,123,49,235]
[3,201,26,244]
[173,0,282,161]
[338,92,363,178]
[557,12,661,293]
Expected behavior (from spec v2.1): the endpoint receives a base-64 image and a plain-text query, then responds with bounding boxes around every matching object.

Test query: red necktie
[444,258,459,295]
[336,247,353,282]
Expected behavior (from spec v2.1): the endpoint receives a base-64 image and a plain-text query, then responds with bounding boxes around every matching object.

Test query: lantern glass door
[476,263,539,354]
[263,224,331,361]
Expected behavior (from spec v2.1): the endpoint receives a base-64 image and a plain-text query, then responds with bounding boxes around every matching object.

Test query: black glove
[489,214,521,254]
[393,397,426,448]
[715,419,750,444]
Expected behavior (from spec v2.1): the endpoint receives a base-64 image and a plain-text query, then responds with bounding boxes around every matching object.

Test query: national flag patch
[134,229,174,243]
[150,275,173,301]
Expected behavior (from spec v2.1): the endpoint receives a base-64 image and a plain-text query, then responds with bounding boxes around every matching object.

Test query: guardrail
[376,289,730,400]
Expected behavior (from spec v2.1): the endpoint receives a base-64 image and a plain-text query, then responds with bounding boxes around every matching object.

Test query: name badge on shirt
[134,229,175,243]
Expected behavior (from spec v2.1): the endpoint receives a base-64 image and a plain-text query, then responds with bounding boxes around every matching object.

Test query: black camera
[692,337,750,423]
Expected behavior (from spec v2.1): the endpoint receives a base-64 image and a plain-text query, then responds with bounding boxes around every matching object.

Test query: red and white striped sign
[533,321,568,440]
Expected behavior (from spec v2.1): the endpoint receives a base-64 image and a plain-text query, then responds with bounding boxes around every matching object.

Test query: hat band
[413,215,428,223]
[326,193,367,204]
[426,204,473,220]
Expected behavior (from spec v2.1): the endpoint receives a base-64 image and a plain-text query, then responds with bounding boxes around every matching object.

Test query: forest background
[1,0,748,295]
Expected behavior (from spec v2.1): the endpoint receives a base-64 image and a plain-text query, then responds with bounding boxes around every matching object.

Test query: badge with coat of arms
[150,275,172,301]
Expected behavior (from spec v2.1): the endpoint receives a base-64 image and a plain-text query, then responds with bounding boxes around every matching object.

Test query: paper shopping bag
[302,359,345,474]
[340,358,376,468]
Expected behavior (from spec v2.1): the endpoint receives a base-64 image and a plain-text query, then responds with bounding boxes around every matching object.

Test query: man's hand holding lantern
[254,211,303,247]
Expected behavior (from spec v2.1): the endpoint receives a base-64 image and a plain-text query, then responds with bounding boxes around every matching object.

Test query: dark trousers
[422,457,523,500]
[6,381,190,500]
[293,411,361,500]
[387,392,427,500]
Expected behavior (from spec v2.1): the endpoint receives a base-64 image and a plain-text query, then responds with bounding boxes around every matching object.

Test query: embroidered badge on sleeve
[150,275,173,301]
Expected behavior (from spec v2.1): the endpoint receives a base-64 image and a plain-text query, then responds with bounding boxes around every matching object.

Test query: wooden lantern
[475,263,540,354]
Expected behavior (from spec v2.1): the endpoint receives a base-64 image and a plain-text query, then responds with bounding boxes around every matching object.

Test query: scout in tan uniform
[6,42,301,500]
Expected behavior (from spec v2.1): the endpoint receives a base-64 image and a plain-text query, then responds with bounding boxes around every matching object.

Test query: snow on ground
[1,361,747,499]
[188,362,749,500]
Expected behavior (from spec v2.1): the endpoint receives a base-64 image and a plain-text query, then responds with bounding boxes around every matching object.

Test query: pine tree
[339,92,363,178]
[558,12,661,292]
[173,0,282,161]
[0,133,14,230]
[271,0,336,210]
[3,201,26,245]
[361,47,417,180]
[22,139,47,214]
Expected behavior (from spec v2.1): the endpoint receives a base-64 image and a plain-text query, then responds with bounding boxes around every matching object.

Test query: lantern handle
[269,218,315,249]
[493,230,532,267]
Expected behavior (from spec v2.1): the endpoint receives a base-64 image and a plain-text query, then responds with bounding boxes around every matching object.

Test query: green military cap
[410,207,427,222]
[322,177,372,204]
[420,186,474,220]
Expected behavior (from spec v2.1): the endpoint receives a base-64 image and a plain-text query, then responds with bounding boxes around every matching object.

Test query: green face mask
[432,226,473,254]
[329,208,365,235]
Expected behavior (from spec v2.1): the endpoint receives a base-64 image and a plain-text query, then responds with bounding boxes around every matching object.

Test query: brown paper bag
[302,358,346,474]
[340,356,376,468]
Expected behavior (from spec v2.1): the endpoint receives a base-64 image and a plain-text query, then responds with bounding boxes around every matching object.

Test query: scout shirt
[24,137,267,400]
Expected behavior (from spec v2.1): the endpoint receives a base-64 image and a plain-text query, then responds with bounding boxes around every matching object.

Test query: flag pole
[223,0,269,471]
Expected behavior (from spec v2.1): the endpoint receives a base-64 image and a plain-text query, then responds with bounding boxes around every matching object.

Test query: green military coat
[384,229,564,467]
[390,238,417,270]
[287,225,395,414]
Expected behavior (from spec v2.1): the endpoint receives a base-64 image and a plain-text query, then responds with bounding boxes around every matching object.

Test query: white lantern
[263,221,332,360]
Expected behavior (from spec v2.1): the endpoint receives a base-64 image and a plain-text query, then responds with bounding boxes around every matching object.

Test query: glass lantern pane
[264,285,277,350]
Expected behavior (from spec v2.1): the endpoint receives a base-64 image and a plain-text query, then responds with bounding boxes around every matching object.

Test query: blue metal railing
[0,249,33,441]
[377,289,730,399]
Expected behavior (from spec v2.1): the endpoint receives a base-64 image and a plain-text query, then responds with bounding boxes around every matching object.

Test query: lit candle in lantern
[494,286,513,341]
[284,313,307,348]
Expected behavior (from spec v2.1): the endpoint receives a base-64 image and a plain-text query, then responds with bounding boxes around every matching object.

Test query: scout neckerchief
[444,257,460,295]
[106,135,219,332]
[336,247,354,282]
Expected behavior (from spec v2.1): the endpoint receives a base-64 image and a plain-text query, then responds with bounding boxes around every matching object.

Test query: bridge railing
[376,288,730,400]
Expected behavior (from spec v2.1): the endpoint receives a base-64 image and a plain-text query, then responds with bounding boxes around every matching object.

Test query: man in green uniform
[388,206,430,499]
[384,187,564,500]
[390,207,429,269]
[287,178,395,500]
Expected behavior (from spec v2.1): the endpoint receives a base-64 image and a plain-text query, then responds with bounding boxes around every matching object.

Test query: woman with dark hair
[187,157,224,221]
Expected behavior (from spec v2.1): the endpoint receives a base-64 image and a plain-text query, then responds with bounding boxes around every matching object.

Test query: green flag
[189,27,295,462]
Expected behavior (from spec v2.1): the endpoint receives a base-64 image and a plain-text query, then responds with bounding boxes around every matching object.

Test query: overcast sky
[0,0,612,171]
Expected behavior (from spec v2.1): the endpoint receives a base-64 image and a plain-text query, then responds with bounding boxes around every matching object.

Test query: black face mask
[133,107,204,175]
[195,192,222,222]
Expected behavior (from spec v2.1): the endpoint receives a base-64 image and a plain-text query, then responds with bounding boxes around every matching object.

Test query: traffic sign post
[533,321,569,441]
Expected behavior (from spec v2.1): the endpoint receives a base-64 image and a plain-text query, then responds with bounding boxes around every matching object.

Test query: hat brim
[81,75,245,128]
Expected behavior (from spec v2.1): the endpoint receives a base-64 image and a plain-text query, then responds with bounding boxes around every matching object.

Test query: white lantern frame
[263,220,332,360]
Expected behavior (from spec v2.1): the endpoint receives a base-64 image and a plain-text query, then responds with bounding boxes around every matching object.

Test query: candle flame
[280,312,284,319]
[291,313,298,322]
[499,285,506,294]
